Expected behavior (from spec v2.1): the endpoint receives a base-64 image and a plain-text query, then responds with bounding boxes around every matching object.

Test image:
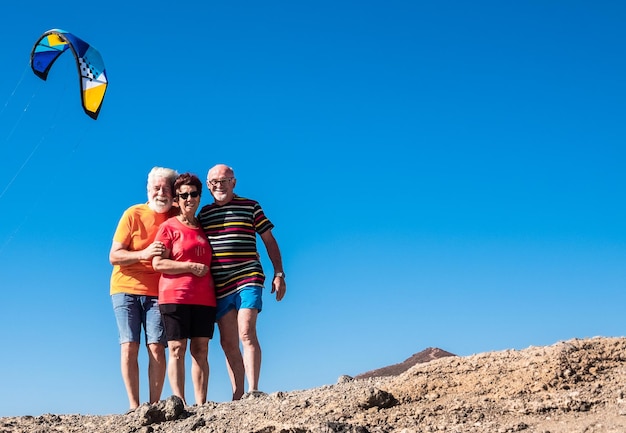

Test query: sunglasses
[177,191,200,200]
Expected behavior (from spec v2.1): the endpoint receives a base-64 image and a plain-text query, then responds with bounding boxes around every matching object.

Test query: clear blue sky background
[1,0,625,417]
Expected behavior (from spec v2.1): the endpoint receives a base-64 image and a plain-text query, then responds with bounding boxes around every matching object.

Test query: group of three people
[109,164,286,410]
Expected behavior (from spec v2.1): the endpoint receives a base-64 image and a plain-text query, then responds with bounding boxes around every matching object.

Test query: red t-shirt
[155,217,216,306]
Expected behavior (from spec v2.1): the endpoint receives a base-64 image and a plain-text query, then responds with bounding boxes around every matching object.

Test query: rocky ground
[2,336,626,433]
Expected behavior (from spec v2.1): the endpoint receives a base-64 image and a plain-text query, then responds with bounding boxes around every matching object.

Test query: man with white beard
[109,166,178,412]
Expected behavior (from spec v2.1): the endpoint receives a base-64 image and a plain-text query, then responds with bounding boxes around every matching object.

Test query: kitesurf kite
[30,29,108,120]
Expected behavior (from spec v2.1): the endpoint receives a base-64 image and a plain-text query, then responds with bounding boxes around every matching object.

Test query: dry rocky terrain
[2,336,626,433]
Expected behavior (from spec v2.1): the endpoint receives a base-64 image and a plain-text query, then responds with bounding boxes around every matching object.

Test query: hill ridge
[354,346,457,379]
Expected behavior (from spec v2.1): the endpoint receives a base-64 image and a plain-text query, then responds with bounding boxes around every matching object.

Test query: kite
[30,29,108,120]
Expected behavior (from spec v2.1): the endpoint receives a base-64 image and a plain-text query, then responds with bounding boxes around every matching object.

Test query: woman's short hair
[174,172,203,196]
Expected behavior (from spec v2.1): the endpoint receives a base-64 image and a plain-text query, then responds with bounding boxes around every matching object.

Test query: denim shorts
[112,293,166,346]
[216,286,263,321]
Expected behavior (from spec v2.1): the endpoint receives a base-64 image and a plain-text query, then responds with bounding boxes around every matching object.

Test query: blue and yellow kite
[30,29,108,120]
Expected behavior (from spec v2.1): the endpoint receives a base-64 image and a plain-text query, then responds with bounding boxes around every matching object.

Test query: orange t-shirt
[109,203,175,296]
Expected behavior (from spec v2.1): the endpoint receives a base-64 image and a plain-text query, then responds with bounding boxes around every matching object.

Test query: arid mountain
[2,336,625,432]
[354,347,457,379]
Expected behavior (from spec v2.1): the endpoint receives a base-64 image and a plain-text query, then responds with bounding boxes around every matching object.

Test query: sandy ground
[1,336,625,432]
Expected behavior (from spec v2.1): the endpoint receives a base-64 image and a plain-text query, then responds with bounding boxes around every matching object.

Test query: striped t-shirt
[198,196,274,299]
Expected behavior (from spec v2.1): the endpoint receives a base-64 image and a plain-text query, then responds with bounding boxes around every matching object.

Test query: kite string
[0,63,30,118]
[1,63,41,146]
[0,77,69,200]
[0,121,93,256]
[0,79,68,253]
[0,215,28,255]
[0,127,50,201]
[2,88,39,144]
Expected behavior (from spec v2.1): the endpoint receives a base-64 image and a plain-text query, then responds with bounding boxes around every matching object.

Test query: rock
[137,395,186,426]
[337,375,354,384]
[357,388,398,409]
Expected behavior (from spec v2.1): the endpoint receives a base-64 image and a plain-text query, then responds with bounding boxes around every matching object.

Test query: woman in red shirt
[153,173,216,405]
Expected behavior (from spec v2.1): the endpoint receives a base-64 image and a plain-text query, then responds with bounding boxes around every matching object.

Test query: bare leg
[190,337,210,405]
[120,342,140,409]
[167,339,188,405]
[238,308,261,392]
[218,309,245,400]
[147,343,166,404]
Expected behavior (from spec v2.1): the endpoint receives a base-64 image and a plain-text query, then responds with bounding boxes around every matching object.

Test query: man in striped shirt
[198,164,286,400]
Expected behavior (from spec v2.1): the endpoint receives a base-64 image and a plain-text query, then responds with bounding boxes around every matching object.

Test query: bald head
[208,164,234,180]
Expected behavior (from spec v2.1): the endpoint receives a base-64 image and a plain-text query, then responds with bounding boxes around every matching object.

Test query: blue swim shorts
[111,293,166,346]
[216,286,263,321]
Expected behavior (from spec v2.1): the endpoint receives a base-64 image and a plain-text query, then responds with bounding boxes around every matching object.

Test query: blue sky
[1,0,625,417]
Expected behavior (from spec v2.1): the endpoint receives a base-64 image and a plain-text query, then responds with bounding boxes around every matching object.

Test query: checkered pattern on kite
[79,57,95,80]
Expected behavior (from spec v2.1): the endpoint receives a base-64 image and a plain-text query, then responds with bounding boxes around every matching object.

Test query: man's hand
[142,241,166,261]
[271,275,286,301]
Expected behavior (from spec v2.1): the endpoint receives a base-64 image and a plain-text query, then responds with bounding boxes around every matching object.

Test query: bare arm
[260,229,286,301]
[109,240,165,265]
[152,253,209,277]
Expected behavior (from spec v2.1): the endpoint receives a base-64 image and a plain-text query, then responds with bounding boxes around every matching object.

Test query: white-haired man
[109,166,178,411]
